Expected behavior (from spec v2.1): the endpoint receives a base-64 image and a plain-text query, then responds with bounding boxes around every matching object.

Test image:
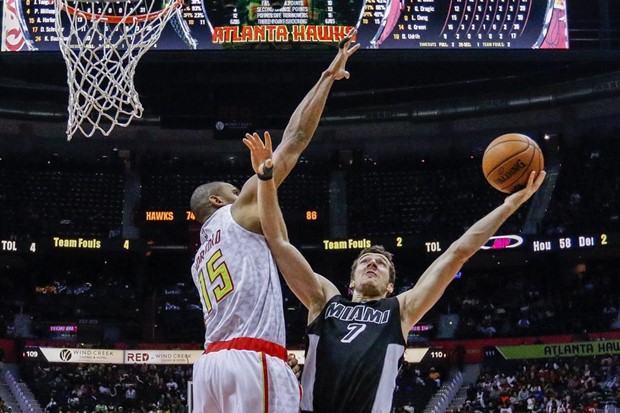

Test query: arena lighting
[480,235,524,250]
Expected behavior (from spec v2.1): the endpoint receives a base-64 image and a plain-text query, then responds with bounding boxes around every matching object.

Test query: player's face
[351,253,394,297]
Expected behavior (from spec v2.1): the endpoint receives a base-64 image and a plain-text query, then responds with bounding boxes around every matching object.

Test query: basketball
[482,133,544,194]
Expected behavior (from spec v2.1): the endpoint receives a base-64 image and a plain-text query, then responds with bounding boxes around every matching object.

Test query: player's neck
[351,290,385,303]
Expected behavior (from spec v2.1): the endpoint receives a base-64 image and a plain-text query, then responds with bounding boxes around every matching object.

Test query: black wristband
[257,163,273,181]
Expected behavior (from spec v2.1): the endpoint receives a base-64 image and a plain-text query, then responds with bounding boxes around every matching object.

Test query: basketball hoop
[53,0,183,140]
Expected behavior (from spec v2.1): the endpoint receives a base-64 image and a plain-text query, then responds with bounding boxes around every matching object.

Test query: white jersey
[191,204,286,348]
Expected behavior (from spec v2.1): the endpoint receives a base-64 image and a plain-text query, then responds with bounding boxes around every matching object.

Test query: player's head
[349,245,396,298]
[190,182,240,223]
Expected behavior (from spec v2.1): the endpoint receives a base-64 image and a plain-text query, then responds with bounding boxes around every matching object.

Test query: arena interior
[1,0,620,412]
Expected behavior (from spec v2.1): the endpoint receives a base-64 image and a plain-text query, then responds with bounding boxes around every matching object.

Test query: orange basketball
[482,133,544,194]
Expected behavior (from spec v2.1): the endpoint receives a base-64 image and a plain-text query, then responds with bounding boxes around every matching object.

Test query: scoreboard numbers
[2,0,568,51]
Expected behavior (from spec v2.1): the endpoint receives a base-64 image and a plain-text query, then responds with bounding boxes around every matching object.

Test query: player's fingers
[250,132,262,144]
[338,32,353,49]
[245,133,258,147]
[264,131,272,151]
[242,138,254,150]
[349,43,361,55]
[534,170,547,187]
[245,132,259,145]
[252,133,266,148]
[520,171,534,193]
[343,70,350,79]
[255,135,265,150]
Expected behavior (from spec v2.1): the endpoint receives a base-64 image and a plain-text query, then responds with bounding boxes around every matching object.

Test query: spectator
[165,378,178,392]
[500,402,513,413]
[429,367,441,387]
[403,401,415,413]
[527,394,537,412]
[44,397,58,413]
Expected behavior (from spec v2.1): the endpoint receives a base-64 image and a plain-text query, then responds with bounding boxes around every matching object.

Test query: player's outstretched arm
[271,29,360,187]
[243,133,339,321]
[233,33,359,232]
[233,35,359,232]
[397,170,546,336]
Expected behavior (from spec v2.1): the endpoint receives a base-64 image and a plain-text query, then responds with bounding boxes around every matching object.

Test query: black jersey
[300,295,406,413]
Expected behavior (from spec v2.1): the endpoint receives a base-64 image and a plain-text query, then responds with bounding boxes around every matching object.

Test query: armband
[257,162,273,181]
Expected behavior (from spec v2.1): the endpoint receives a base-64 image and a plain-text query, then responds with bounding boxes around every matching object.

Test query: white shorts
[193,338,300,413]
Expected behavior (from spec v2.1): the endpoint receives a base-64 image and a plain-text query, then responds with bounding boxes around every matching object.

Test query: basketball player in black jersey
[244,133,546,413]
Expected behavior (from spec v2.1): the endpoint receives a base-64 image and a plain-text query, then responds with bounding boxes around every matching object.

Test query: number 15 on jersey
[197,249,235,313]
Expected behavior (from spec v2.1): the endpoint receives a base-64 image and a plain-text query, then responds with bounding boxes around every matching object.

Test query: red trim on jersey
[261,351,269,413]
[205,337,288,362]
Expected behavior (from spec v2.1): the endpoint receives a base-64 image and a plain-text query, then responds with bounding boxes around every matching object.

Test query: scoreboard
[2,0,569,51]
[2,232,612,255]
[0,236,143,253]
[314,232,617,254]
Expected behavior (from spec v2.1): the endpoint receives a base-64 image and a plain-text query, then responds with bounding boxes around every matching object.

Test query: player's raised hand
[325,28,360,81]
[506,170,547,207]
[243,131,273,177]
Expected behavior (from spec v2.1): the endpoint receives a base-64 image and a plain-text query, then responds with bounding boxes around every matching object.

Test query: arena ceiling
[2,39,620,161]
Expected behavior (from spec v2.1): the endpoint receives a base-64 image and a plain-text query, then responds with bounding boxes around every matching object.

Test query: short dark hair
[350,245,396,284]
[190,182,227,223]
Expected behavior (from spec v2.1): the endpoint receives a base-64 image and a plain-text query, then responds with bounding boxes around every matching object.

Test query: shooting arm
[398,171,546,331]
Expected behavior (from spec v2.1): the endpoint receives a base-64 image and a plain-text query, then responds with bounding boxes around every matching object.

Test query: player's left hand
[506,170,547,207]
[243,131,273,176]
[326,28,360,81]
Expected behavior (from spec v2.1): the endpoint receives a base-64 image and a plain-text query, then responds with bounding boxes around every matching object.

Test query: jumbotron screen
[2,0,569,51]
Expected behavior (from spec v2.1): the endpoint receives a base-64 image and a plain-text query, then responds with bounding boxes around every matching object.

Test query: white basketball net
[54,0,183,140]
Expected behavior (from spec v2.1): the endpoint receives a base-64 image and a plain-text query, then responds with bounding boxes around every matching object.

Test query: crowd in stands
[16,358,446,413]
[0,134,618,242]
[0,154,124,239]
[21,363,190,413]
[541,135,620,236]
[457,355,620,413]
[426,259,620,341]
[393,363,445,412]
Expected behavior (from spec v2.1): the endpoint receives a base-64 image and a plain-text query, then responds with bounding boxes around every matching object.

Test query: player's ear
[386,282,394,295]
[209,195,225,207]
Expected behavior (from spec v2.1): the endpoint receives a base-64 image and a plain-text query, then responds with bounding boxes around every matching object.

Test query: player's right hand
[243,131,273,176]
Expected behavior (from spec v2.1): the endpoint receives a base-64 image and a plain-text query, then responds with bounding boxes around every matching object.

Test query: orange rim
[57,0,183,24]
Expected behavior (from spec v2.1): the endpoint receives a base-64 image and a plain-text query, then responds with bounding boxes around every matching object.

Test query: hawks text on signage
[212,25,353,43]
[146,211,175,221]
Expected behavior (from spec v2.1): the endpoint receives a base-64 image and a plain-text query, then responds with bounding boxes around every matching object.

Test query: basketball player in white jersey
[244,133,546,413]
[189,32,360,413]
